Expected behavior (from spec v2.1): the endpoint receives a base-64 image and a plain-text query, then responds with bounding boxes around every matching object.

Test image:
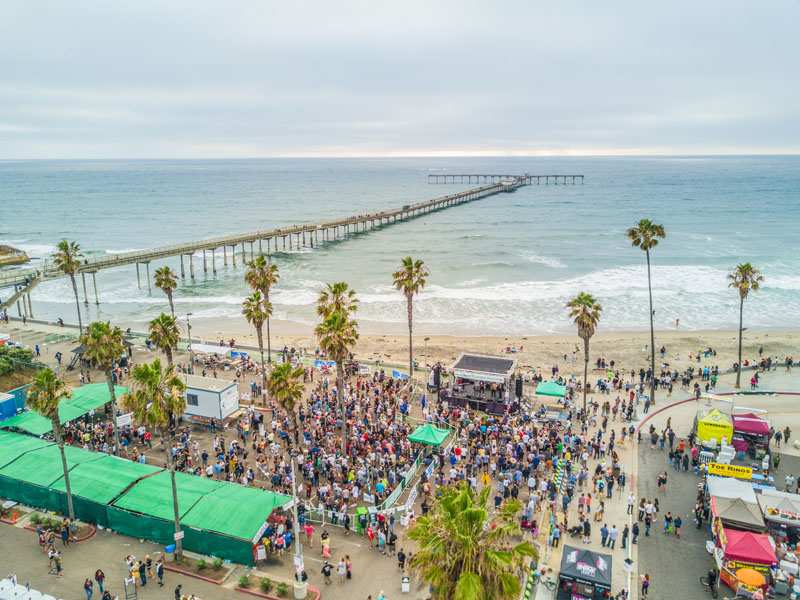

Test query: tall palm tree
[626,218,666,404]
[245,256,279,364]
[393,256,429,382]
[408,483,536,600]
[566,292,602,414]
[242,291,272,402]
[53,239,85,334]
[148,313,180,367]
[122,359,187,558]
[315,309,359,453]
[81,321,125,455]
[316,281,359,319]
[28,369,75,519]
[267,361,305,437]
[154,266,178,317]
[728,263,764,389]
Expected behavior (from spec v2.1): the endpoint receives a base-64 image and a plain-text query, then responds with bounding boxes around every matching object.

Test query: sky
[1,1,798,159]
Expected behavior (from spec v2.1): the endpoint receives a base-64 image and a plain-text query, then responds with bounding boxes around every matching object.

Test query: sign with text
[708,462,752,480]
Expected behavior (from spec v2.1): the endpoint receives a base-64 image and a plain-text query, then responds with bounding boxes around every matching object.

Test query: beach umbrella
[736,568,765,588]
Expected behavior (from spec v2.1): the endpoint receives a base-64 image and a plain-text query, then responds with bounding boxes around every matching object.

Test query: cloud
[0,0,798,158]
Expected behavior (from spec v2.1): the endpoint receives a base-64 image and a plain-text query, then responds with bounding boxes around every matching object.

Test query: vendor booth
[711,496,766,532]
[732,412,771,459]
[557,546,612,600]
[535,380,567,398]
[408,423,450,447]
[439,353,518,415]
[758,489,800,545]
[715,525,777,593]
[695,408,734,447]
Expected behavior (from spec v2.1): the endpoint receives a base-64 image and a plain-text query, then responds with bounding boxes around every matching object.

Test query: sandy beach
[188,315,799,375]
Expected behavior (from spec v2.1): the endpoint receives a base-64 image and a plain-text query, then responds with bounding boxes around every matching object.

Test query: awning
[191,343,231,355]
[0,383,127,435]
[711,496,765,531]
[408,423,450,447]
[706,476,758,504]
[721,527,776,565]
[733,413,770,436]
[558,545,612,590]
[535,380,566,398]
[758,489,800,526]
[451,353,516,384]
[696,408,733,444]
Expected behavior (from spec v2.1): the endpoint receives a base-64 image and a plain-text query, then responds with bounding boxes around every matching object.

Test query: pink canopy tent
[733,412,770,436]
[722,527,776,565]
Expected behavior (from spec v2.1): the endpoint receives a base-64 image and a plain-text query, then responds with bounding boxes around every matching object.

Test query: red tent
[733,413,770,436]
[722,527,776,565]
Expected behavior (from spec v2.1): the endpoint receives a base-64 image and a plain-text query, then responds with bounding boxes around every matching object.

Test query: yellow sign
[708,462,753,480]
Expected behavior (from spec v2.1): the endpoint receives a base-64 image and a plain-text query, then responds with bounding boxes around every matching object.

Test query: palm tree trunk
[646,250,657,404]
[257,327,267,405]
[105,370,120,456]
[165,346,174,368]
[265,290,272,365]
[735,296,744,389]
[407,296,413,385]
[583,337,589,415]
[337,363,346,455]
[167,291,175,317]
[164,431,183,558]
[54,421,75,520]
[70,274,83,334]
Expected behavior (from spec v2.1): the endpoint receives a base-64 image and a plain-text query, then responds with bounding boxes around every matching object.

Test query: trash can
[355,506,369,535]
[401,575,410,593]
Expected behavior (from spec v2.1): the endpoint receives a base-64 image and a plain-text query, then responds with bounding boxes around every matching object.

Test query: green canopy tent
[408,423,450,447]
[0,383,127,436]
[0,429,53,467]
[0,444,105,510]
[50,454,162,527]
[535,380,566,398]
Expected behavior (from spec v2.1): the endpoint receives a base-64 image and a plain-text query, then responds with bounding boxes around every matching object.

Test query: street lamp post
[186,312,194,374]
[290,452,307,599]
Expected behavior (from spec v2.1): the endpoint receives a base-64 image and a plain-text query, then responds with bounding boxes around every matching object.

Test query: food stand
[732,412,771,459]
[711,496,766,532]
[557,546,612,600]
[715,526,776,593]
[694,407,734,447]
[758,489,800,545]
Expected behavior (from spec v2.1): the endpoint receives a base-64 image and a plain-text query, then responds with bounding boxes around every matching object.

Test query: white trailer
[181,374,239,420]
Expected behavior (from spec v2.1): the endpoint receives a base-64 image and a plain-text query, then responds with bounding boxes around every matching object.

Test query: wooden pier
[428,174,583,185]
[1,179,539,311]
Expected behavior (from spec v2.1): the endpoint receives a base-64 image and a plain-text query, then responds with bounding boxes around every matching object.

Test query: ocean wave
[0,239,55,257]
[105,248,147,254]
[523,254,565,269]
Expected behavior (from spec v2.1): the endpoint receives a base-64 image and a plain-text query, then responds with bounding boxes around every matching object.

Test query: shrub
[29,513,41,525]
[260,578,273,593]
[276,582,289,597]
[196,559,207,571]
[212,557,224,570]
[238,575,250,588]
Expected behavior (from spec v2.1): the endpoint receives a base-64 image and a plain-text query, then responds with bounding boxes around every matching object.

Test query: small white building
[181,374,239,420]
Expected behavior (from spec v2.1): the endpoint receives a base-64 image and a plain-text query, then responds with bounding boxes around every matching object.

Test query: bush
[238,575,250,588]
[212,557,224,570]
[29,513,41,525]
[196,559,207,571]
[260,578,273,593]
[276,582,289,597]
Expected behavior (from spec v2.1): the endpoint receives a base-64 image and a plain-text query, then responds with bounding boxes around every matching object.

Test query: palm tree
[393,256,429,382]
[315,309,359,453]
[122,359,187,558]
[154,266,178,317]
[626,218,666,404]
[242,291,272,402]
[245,256,279,364]
[267,361,305,437]
[408,483,536,600]
[81,321,125,455]
[728,263,764,388]
[316,281,359,319]
[53,239,85,334]
[28,369,75,519]
[566,292,602,414]
[148,313,180,367]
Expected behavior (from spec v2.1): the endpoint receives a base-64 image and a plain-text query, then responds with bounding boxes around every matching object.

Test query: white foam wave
[0,239,55,257]
[524,254,565,269]
[105,248,147,254]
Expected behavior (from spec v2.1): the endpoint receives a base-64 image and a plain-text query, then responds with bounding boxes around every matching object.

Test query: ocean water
[1,156,799,335]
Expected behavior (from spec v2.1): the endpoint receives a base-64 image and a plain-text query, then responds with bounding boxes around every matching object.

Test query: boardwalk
[0,174,582,313]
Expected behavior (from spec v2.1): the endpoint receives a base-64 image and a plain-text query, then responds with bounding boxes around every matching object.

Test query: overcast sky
[1,1,798,158]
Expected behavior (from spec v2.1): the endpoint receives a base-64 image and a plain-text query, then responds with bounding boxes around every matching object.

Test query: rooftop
[182,374,237,393]
[451,353,516,376]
